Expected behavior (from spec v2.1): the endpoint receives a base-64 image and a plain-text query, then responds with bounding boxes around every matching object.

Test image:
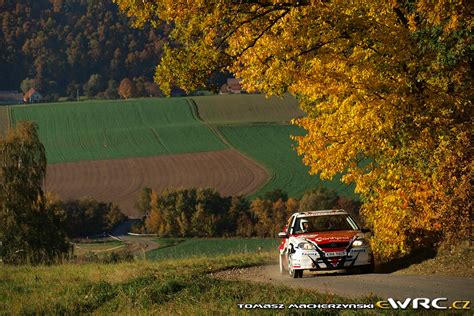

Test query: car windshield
[292,214,358,234]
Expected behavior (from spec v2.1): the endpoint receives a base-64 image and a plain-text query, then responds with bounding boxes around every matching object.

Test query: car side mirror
[361,227,371,233]
[278,232,288,238]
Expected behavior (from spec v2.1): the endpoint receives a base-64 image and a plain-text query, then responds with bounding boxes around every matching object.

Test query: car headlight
[298,242,315,250]
[352,238,369,247]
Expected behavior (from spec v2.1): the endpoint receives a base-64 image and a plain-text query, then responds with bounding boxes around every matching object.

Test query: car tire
[295,269,303,278]
[288,255,303,278]
[290,268,303,278]
[360,257,375,274]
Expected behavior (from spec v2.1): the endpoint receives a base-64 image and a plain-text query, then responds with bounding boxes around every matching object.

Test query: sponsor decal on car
[314,236,352,242]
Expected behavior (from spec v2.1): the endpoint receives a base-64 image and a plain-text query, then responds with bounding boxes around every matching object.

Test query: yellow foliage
[115,0,473,259]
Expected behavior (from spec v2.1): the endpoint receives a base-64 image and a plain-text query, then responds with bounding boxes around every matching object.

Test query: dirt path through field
[45,149,268,218]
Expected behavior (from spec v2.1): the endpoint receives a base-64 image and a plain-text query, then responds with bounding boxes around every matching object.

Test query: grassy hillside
[219,124,357,200]
[0,253,374,314]
[146,238,279,261]
[11,98,225,163]
[9,95,356,200]
[191,94,357,199]
[191,94,304,124]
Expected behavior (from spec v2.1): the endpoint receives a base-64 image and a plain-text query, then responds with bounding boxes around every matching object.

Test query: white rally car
[278,210,374,278]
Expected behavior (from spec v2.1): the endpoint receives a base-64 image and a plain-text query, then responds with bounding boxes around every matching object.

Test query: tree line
[48,195,126,238]
[136,187,361,238]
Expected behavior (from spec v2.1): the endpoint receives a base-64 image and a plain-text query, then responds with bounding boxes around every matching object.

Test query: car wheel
[288,254,303,278]
[360,257,375,274]
[296,269,304,278]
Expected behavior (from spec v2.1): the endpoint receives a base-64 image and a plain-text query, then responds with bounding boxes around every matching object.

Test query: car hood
[293,230,360,245]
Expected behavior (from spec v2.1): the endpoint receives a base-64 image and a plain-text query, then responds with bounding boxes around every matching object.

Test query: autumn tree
[118,78,136,99]
[115,0,472,259]
[133,76,147,97]
[20,78,38,93]
[0,122,71,264]
[135,187,152,216]
[145,191,165,234]
[105,80,119,100]
[250,196,298,237]
[227,196,252,237]
[299,187,339,212]
[144,82,162,97]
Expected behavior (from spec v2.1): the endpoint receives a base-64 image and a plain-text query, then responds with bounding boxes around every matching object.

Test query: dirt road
[110,221,161,256]
[215,265,474,301]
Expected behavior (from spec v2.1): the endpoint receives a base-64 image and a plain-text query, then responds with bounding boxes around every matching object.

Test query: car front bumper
[290,247,372,270]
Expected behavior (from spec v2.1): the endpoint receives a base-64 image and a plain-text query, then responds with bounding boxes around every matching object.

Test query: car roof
[292,210,349,217]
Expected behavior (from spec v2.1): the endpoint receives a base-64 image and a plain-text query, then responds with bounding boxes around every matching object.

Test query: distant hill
[0,0,167,99]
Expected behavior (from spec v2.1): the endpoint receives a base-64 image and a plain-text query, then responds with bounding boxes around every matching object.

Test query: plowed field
[45,149,268,218]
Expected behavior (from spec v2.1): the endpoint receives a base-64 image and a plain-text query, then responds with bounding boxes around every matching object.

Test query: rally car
[278,210,374,278]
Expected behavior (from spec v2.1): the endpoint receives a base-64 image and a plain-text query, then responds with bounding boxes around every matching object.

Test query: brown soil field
[45,149,268,218]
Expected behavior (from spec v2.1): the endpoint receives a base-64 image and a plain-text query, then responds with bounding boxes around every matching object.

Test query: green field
[11,98,225,163]
[9,95,356,199]
[146,238,279,261]
[219,124,357,199]
[191,94,356,199]
[192,94,304,124]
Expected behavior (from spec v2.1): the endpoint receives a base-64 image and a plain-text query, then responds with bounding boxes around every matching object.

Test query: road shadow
[375,247,437,273]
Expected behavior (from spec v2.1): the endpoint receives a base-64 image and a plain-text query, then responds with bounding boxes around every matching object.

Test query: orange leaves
[115,0,472,259]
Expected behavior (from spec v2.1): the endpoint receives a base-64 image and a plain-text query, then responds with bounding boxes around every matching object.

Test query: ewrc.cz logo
[237,303,375,309]
[376,298,471,310]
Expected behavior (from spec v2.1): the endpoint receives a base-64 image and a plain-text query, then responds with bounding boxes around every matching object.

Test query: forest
[0,0,169,100]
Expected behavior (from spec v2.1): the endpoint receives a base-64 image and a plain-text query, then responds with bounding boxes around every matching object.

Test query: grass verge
[0,252,387,315]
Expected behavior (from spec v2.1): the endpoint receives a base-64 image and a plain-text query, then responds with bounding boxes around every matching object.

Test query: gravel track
[214,264,474,301]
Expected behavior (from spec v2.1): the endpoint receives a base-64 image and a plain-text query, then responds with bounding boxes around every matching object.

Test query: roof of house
[227,78,241,85]
[227,78,243,92]
[24,88,41,100]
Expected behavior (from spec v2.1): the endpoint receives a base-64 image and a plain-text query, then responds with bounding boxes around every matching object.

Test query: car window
[293,214,358,233]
